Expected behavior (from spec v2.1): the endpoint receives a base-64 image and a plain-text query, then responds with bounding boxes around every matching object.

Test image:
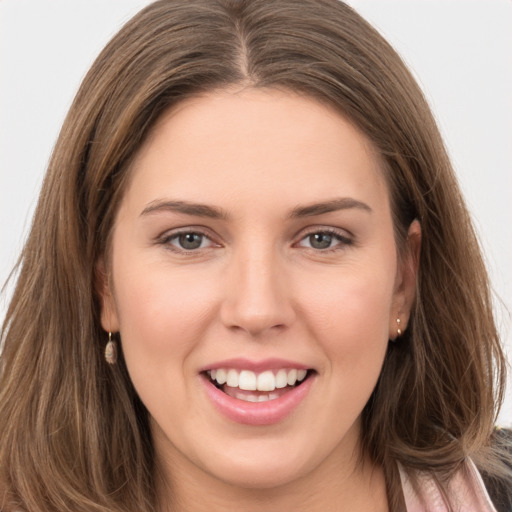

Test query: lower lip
[201,374,315,426]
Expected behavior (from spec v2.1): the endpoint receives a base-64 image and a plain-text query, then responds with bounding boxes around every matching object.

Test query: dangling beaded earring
[396,317,402,337]
[105,331,117,364]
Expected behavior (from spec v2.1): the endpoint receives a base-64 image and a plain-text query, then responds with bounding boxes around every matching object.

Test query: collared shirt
[399,459,497,511]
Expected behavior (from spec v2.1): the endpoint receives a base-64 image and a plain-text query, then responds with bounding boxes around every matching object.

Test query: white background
[1,0,510,425]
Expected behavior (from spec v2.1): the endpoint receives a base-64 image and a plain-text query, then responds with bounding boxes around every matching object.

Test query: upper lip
[199,357,311,373]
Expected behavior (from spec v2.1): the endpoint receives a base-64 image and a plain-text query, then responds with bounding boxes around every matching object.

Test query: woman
[0,1,510,510]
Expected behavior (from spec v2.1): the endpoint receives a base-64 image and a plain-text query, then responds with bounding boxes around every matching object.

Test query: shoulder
[399,459,497,512]
[400,429,512,512]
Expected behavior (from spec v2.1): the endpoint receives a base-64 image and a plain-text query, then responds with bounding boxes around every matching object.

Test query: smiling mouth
[205,368,313,402]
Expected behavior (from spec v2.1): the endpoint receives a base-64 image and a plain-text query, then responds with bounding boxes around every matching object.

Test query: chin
[210,457,311,490]
[193,435,328,491]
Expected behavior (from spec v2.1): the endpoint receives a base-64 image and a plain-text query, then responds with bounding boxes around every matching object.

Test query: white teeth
[238,370,257,391]
[215,368,227,385]
[287,369,297,386]
[211,367,309,391]
[235,392,277,402]
[257,370,276,391]
[226,369,239,387]
[275,369,288,389]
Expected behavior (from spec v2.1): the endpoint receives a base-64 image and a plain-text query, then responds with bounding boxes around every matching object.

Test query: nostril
[219,271,296,335]
[226,320,288,337]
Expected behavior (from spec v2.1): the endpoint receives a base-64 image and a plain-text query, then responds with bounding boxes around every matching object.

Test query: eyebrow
[140,200,229,220]
[140,197,372,220]
[288,198,372,218]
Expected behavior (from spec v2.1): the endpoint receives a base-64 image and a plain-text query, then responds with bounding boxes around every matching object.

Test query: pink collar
[399,459,497,511]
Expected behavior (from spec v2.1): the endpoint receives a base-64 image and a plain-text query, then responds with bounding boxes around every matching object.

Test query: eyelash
[296,228,353,252]
[157,227,353,254]
[158,229,219,253]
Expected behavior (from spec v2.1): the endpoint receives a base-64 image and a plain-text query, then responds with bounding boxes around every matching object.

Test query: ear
[390,220,421,339]
[96,257,120,333]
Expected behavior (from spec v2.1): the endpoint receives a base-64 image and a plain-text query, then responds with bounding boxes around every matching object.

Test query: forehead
[125,88,389,215]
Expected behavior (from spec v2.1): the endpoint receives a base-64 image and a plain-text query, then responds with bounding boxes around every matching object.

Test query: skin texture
[99,88,420,512]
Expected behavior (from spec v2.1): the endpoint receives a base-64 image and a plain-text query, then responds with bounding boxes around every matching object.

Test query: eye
[297,230,352,251]
[163,231,216,251]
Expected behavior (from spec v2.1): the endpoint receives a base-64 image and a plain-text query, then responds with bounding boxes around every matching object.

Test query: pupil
[310,233,332,249]
[179,233,202,250]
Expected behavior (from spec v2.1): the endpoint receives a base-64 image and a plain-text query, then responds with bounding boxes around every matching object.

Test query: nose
[220,246,296,337]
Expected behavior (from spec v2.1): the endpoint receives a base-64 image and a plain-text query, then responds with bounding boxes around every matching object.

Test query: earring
[396,317,402,337]
[105,332,117,364]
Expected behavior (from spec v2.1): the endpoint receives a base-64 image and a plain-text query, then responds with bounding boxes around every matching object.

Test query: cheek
[111,253,221,364]
[110,259,224,431]
[296,263,395,351]
[285,262,395,442]
[293,258,396,412]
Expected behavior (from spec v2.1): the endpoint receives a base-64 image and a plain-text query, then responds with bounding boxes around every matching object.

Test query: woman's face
[100,89,418,490]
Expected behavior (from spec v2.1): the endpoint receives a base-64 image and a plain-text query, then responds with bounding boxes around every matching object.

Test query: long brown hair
[0,1,509,510]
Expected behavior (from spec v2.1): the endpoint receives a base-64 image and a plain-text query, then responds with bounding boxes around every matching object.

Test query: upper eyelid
[295,225,353,240]
[157,225,218,241]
